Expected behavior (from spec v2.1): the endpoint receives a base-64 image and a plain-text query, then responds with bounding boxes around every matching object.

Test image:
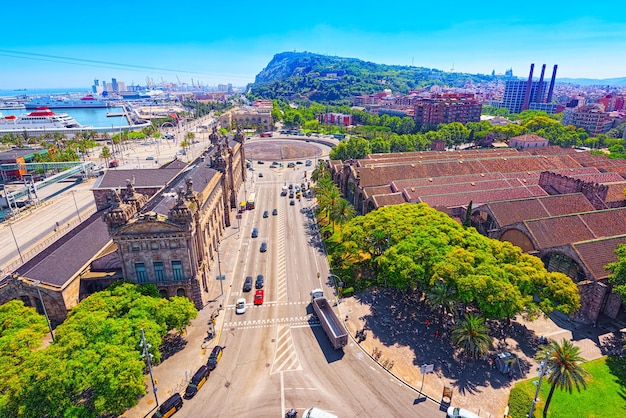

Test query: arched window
[176,288,186,297]
[159,289,168,298]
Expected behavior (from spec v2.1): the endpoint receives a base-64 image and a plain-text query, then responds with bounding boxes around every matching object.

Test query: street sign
[420,364,434,374]
[216,274,226,280]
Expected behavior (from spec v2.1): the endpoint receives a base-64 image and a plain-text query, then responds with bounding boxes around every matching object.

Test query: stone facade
[104,129,245,309]
[0,276,73,327]
[539,171,609,210]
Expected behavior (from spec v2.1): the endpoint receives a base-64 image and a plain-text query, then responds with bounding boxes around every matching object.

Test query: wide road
[181,158,445,417]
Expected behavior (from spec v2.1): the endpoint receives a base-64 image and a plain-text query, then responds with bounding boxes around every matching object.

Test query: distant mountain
[557,77,626,86]
[249,51,502,104]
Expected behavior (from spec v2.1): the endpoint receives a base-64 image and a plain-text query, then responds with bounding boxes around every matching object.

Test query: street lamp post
[529,351,551,417]
[328,273,344,299]
[71,190,81,222]
[32,280,55,342]
[216,242,224,297]
[140,329,159,406]
[8,220,24,264]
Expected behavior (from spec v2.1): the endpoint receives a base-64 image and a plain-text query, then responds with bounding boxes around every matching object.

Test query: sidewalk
[121,222,244,418]
[339,289,625,418]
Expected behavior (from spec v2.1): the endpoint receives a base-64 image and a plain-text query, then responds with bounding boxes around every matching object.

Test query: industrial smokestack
[522,63,534,111]
[535,64,546,103]
[546,64,558,103]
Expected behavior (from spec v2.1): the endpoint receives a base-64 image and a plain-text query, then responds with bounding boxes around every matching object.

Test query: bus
[239,201,247,212]
[247,193,256,210]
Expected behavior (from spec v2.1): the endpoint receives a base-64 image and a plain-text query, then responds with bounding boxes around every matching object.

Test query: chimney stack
[522,63,534,111]
[535,64,546,103]
[546,65,558,103]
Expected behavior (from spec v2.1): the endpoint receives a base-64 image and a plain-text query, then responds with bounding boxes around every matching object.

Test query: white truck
[281,185,288,196]
[310,289,348,350]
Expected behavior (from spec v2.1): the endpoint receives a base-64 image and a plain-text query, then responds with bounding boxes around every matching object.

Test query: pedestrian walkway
[121,221,244,418]
[338,289,625,418]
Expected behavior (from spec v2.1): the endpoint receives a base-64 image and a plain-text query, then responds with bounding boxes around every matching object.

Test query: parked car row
[152,345,224,417]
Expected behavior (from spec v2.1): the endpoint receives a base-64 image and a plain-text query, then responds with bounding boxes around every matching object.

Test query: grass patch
[508,356,626,417]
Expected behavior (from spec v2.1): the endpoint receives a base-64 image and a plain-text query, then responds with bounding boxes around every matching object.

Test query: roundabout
[244,138,329,161]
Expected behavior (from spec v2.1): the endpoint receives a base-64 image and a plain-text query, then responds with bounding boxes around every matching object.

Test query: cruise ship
[0,107,85,134]
[24,95,110,109]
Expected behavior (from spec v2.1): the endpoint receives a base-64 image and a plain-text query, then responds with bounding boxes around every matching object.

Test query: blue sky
[2,1,625,89]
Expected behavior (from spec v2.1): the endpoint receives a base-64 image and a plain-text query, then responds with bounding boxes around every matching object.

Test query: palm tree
[426,280,457,321]
[537,339,588,417]
[451,314,492,359]
[332,199,356,237]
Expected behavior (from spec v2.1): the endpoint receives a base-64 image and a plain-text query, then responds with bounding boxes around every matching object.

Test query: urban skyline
[1,0,625,89]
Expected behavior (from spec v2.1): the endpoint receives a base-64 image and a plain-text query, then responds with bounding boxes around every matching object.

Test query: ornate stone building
[0,128,246,323]
[103,128,246,308]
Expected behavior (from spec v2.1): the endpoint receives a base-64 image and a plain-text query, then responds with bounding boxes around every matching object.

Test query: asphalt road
[180,161,446,417]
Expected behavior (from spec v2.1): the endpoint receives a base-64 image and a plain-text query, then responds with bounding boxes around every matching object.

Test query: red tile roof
[488,194,595,227]
[573,236,626,280]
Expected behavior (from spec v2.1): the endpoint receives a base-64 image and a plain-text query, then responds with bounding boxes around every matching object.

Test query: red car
[254,289,264,305]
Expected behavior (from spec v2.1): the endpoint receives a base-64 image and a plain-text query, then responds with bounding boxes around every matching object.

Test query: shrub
[507,385,535,418]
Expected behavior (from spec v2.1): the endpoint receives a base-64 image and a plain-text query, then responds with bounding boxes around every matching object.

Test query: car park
[290,200,295,206]
[184,365,209,399]
[263,210,269,218]
[243,276,253,292]
[235,298,246,314]
[255,274,264,289]
[152,393,183,418]
[260,242,267,252]
[207,345,224,370]
[254,289,265,305]
[272,208,278,216]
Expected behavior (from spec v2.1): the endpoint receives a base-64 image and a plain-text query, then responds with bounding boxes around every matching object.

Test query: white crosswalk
[270,325,303,373]
[223,315,320,330]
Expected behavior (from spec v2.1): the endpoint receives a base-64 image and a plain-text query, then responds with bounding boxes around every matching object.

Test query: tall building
[496,64,558,114]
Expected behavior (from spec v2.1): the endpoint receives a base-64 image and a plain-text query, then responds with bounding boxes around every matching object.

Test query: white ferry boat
[0,101,26,110]
[24,94,110,109]
[0,107,85,134]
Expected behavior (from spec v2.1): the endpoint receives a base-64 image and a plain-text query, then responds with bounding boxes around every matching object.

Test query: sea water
[0,86,130,128]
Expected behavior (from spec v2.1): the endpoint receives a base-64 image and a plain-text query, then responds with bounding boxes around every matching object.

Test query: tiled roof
[539,194,596,216]
[372,192,407,208]
[525,216,595,248]
[403,178,534,202]
[525,207,626,248]
[605,182,626,203]
[509,134,548,142]
[362,185,394,199]
[94,168,181,189]
[16,211,111,287]
[488,194,595,227]
[573,236,626,280]
[581,208,626,237]
[418,185,547,209]
[151,162,220,216]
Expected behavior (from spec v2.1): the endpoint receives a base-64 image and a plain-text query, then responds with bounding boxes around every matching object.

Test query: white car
[235,298,246,314]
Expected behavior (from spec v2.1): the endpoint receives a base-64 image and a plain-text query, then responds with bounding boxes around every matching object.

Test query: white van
[302,407,338,418]
[447,406,480,418]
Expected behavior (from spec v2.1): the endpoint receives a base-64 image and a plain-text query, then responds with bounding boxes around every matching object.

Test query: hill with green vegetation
[249,51,503,104]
